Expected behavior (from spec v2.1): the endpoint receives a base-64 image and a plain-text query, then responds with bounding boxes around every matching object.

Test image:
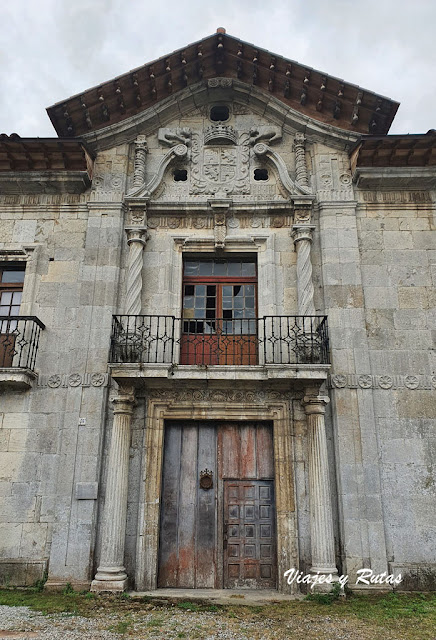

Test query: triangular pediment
[46,31,399,141]
[116,95,317,205]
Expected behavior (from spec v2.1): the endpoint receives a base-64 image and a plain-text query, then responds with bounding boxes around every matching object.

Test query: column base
[309,567,340,593]
[91,577,128,592]
[91,566,128,593]
[310,565,338,575]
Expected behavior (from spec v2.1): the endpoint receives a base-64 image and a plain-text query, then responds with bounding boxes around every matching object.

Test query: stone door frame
[135,392,299,593]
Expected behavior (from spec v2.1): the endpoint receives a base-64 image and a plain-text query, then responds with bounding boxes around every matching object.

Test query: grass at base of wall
[0,588,435,639]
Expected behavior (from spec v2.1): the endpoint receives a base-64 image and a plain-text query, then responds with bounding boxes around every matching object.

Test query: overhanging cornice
[80,80,361,152]
[46,31,399,139]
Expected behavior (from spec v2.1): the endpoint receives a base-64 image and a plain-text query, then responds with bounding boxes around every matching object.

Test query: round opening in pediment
[210,105,230,122]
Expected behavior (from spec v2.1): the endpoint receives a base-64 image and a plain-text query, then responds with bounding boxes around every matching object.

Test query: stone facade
[0,34,435,592]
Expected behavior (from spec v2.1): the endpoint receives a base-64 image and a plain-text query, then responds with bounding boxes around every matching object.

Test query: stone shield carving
[190,133,250,195]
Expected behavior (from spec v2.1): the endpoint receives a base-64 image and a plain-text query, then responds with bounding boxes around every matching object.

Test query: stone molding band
[330,373,436,390]
[37,372,109,388]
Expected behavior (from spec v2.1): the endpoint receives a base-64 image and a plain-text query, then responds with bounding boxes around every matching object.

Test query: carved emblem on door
[200,469,213,490]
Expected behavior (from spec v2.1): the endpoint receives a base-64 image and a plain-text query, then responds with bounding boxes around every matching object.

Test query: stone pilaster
[91,385,135,592]
[126,228,147,315]
[292,225,316,316]
[303,391,338,577]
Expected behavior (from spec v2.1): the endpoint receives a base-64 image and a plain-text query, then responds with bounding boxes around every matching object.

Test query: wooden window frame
[180,258,258,365]
[0,264,25,367]
[182,258,258,320]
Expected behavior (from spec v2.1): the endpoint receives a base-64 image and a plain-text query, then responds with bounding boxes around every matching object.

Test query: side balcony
[109,315,330,385]
[0,316,46,390]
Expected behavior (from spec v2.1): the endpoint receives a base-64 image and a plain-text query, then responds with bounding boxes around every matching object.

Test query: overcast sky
[1,0,435,137]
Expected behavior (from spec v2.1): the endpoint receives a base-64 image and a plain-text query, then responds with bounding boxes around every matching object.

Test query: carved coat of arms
[190,132,250,195]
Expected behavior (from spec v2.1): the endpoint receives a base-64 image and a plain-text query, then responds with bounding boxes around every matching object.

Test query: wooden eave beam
[0,138,92,173]
[46,32,399,138]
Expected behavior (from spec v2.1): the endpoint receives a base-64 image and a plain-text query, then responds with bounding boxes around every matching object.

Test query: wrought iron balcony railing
[0,316,45,370]
[110,315,329,366]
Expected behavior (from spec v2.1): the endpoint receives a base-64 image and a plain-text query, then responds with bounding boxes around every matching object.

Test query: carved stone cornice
[146,387,294,404]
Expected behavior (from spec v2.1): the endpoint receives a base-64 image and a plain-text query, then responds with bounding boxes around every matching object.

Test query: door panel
[158,424,182,587]
[176,424,198,587]
[219,422,274,479]
[158,422,217,588]
[224,480,276,588]
[219,422,276,588]
[196,424,217,587]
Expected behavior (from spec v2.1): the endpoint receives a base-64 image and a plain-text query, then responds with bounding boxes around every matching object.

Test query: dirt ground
[0,590,435,640]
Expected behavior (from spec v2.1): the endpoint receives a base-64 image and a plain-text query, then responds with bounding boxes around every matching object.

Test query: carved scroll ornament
[253,142,312,198]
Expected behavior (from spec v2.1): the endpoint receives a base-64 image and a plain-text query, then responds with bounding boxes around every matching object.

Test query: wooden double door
[158,421,276,589]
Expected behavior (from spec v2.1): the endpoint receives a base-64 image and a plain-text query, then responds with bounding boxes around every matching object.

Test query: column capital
[302,393,330,415]
[126,227,148,246]
[134,134,148,151]
[291,225,315,243]
[293,131,306,147]
[112,386,135,415]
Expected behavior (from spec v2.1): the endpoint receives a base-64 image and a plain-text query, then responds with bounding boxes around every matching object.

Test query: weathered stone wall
[0,101,435,591]
[0,146,129,586]
[356,191,435,588]
[313,138,436,586]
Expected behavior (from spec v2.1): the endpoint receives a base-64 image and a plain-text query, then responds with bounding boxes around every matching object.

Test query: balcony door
[0,266,24,367]
[180,258,257,365]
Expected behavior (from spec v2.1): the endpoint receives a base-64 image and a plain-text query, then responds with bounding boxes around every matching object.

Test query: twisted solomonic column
[91,385,135,592]
[303,392,338,580]
[294,132,309,189]
[126,229,147,316]
[292,225,316,316]
[132,135,148,190]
